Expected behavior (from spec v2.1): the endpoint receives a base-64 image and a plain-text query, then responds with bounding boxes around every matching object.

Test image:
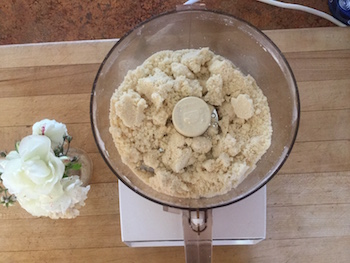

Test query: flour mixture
[109,48,272,198]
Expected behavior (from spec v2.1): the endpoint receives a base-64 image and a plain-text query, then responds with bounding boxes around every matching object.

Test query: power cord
[183,0,347,27]
[257,0,347,27]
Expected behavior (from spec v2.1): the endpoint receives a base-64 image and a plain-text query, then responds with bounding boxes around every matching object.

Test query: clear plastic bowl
[90,8,299,210]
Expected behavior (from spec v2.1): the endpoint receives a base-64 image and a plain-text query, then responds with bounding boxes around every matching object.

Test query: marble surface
[0,0,336,45]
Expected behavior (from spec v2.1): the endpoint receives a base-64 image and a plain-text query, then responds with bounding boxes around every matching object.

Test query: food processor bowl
[91,6,299,263]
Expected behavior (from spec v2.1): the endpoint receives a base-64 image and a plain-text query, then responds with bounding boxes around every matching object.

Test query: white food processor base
[118,180,266,247]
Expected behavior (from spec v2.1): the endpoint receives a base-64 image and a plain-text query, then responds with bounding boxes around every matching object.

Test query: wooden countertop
[0,27,350,262]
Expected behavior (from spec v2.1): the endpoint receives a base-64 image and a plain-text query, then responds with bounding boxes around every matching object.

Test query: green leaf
[0,151,6,157]
[63,160,82,178]
[70,163,82,171]
[15,141,20,153]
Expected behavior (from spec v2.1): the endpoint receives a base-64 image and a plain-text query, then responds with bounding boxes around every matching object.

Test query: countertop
[0,0,337,45]
[0,26,350,262]
[1,1,350,263]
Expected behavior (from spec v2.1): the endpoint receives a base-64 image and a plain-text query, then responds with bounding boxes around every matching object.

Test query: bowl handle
[182,209,213,263]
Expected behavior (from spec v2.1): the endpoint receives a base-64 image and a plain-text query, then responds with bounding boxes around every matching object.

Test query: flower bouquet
[0,119,91,219]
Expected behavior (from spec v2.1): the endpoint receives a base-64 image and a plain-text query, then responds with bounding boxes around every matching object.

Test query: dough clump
[110,48,272,198]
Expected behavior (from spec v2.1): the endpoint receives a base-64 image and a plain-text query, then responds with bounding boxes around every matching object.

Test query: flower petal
[19,135,51,162]
[0,159,8,173]
[1,158,33,195]
[17,197,49,217]
[5,151,20,160]
[22,159,51,184]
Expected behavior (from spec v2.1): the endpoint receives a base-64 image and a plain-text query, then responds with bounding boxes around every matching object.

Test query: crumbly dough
[109,48,272,198]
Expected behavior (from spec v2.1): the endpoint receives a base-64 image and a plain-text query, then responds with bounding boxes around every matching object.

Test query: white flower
[2,135,64,199]
[32,119,68,149]
[1,135,90,219]
[43,176,90,219]
[17,176,90,219]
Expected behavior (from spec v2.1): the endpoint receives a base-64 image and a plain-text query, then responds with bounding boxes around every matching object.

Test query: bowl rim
[90,7,300,210]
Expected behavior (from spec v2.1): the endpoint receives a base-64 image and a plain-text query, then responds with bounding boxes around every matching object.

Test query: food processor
[90,4,299,262]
